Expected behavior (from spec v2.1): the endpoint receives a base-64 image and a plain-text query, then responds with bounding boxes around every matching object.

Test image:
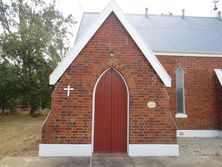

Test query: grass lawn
[0,112,47,160]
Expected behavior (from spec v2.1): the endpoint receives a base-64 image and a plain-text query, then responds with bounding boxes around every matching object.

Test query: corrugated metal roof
[75,12,222,54]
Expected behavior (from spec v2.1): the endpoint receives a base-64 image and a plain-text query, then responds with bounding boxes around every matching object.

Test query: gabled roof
[215,69,222,86]
[76,13,222,55]
[49,0,172,87]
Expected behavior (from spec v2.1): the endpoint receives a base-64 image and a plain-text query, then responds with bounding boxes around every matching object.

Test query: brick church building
[39,1,222,156]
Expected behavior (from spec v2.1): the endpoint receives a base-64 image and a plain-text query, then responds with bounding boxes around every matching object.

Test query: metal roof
[75,12,222,54]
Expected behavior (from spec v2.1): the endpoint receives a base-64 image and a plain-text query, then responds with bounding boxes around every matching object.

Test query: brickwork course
[158,56,222,130]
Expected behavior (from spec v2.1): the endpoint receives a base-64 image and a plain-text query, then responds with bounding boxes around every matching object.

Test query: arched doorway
[93,68,127,153]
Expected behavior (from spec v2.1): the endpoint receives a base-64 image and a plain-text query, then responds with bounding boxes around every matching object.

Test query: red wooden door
[94,69,127,153]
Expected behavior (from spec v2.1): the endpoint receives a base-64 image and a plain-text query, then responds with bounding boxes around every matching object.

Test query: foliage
[0,59,19,113]
[0,0,75,115]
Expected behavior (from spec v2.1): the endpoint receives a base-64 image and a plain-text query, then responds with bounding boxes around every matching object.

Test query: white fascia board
[49,0,171,87]
[177,130,222,138]
[128,144,179,156]
[155,51,222,57]
[215,69,222,86]
[39,144,91,157]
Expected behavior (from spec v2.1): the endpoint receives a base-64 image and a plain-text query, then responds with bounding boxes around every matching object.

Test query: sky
[57,0,221,18]
[54,0,221,45]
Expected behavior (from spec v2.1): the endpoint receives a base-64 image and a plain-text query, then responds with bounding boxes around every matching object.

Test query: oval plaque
[147,101,156,109]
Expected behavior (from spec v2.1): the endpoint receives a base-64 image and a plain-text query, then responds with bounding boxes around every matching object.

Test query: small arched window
[176,67,186,117]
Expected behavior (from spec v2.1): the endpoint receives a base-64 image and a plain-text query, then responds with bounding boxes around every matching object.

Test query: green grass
[0,112,47,160]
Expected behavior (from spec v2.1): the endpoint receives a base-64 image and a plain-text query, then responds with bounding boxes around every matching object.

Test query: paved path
[1,156,222,167]
[132,156,222,167]
[0,157,90,167]
[1,138,222,167]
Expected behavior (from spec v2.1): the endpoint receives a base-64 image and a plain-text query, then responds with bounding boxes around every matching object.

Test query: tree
[0,0,76,115]
[0,59,19,113]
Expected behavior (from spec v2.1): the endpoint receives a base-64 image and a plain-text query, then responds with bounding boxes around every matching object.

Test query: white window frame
[175,67,187,118]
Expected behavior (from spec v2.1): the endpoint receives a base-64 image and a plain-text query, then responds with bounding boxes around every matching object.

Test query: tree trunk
[2,102,5,114]
[1,99,6,114]
[30,106,36,116]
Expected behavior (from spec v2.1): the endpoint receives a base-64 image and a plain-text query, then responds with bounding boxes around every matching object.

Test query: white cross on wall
[64,85,74,97]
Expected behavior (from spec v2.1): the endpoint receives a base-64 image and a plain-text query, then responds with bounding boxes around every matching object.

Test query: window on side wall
[175,67,187,118]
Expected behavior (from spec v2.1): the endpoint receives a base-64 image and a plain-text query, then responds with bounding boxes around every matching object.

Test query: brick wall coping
[215,69,222,86]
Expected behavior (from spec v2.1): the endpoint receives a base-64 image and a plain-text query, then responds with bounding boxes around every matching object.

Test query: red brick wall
[42,13,177,144]
[158,56,222,130]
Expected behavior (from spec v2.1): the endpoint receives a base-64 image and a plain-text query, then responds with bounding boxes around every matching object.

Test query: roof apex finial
[145,8,148,18]
[182,9,185,19]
